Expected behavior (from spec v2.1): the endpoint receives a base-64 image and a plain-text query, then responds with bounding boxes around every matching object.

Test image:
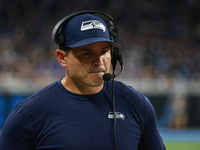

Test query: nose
[92,55,104,66]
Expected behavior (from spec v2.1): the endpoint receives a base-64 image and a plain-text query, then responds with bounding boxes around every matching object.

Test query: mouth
[89,71,105,76]
[88,69,106,79]
[89,67,106,74]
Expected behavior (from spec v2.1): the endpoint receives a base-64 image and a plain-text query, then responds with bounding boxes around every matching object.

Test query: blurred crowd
[0,0,200,92]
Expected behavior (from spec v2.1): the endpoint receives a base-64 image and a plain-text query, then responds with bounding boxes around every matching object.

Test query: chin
[89,78,104,87]
[85,73,105,87]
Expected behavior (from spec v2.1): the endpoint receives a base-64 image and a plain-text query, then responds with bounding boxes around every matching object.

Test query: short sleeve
[138,97,166,150]
[0,103,32,150]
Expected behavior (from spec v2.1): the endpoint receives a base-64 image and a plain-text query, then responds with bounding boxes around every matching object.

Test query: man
[0,11,165,150]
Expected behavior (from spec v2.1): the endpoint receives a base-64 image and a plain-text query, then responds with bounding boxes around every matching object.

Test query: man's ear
[55,49,67,67]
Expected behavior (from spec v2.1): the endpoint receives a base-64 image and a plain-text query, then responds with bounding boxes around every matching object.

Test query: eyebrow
[81,46,110,51]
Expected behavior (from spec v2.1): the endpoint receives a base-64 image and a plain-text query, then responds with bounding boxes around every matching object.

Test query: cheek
[66,58,88,75]
[104,51,111,62]
[105,53,112,71]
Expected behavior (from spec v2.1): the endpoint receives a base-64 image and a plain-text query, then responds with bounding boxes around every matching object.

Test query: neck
[61,77,104,95]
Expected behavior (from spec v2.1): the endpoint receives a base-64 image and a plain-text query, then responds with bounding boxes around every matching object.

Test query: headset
[51,10,123,79]
[52,10,124,150]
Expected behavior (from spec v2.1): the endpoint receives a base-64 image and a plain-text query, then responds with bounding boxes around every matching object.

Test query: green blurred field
[165,142,200,150]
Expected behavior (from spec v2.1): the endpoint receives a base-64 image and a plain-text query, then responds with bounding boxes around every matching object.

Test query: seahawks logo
[108,112,125,120]
[81,20,106,32]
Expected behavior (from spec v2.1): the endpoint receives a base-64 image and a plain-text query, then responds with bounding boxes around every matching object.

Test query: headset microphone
[103,73,113,81]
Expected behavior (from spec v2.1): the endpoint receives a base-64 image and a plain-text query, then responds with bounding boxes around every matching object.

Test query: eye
[101,48,110,54]
[81,51,92,57]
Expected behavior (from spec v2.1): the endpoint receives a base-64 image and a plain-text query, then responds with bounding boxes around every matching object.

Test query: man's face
[64,42,111,92]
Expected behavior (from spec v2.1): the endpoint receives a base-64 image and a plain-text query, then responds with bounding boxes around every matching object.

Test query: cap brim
[68,37,121,48]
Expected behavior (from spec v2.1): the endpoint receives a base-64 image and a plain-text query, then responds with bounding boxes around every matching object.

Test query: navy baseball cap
[59,14,121,49]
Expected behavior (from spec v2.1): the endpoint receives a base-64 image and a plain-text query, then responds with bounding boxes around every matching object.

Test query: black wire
[112,71,118,150]
[111,54,124,150]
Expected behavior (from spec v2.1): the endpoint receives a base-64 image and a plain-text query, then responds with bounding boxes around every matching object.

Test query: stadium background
[0,0,200,149]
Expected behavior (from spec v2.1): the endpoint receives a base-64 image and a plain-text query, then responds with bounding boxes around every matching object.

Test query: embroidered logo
[80,20,106,32]
[108,112,125,120]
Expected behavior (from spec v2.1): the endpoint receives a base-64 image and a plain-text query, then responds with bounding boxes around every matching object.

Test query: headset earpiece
[56,33,65,46]
[111,47,119,70]
[109,24,120,70]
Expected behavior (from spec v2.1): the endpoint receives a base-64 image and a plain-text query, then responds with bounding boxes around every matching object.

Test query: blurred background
[0,0,200,149]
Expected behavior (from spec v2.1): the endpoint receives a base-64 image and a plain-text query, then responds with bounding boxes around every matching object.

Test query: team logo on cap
[81,20,106,32]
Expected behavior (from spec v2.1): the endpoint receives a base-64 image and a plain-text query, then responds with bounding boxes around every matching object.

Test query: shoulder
[10,80,61,116]
[112,80,152,117]
[28,80,60,100]
[0,81,61,148]
[3,80,62,128]
[114,80,147,103]
[24,80,62,103]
